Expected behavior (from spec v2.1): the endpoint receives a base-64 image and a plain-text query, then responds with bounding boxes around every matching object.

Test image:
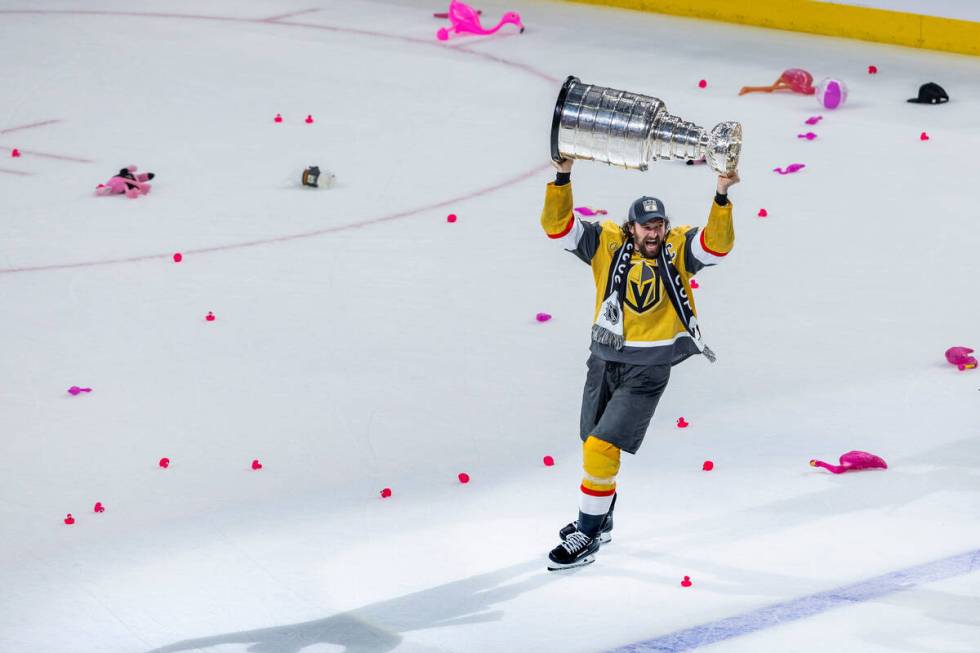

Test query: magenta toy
[797,132,817,140]
[96,165,154,198]
[773,163,806,175]
[810,450,888,474]
[815,78,848,110]
[945,346,977,371]
[739,68,815,96]
[436,0,523,40]
[574,206,607,217]
[805,116,823,126]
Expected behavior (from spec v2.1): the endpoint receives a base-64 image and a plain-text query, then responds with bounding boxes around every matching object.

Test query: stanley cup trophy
[551,76,742,176]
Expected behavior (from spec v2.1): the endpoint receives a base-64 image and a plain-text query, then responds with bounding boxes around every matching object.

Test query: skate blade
[547,554,596,571]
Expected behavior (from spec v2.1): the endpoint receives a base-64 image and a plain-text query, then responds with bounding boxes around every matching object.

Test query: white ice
[1,1,979,652]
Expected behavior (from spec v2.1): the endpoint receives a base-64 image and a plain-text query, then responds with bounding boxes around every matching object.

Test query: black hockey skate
[547,530,600,571]
[559,511,613,545]
[559,494,616,544]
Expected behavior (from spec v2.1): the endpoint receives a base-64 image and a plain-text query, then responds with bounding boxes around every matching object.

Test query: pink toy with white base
[436,0,523,40]
[95,166,155,198]
[810,450,888,474]
[945,346,977,371]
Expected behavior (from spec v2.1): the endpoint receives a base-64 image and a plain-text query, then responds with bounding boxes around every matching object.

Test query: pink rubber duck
[810,450,887,474]
[945,346,977,371]
[436,0,524,40]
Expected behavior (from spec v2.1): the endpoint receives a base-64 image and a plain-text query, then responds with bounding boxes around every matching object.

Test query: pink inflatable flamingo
[945,346,977,371]
[436,0,524,40]
[739,68,816,96]
[810,450,888,474]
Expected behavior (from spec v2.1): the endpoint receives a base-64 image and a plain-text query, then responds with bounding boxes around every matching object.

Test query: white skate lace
[561,531,591,553]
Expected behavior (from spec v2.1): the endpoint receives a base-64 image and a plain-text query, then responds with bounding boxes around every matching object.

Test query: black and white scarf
[592,235,716,362]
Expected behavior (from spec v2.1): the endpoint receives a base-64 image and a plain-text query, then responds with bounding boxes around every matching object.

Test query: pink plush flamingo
[739,68,816,96]
[945,346,977,371]
[436,0,524,40]
[810,450,888,474]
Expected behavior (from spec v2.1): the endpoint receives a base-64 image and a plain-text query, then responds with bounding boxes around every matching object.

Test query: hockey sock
[578,435,620,538]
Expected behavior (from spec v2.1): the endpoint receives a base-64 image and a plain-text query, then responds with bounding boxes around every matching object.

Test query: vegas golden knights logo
[624,261,662,313]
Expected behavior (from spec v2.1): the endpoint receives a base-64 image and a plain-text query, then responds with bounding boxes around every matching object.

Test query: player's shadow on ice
[145,560,556,653]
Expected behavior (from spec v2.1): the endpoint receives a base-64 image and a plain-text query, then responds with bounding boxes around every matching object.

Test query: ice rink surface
[1,1,979,651]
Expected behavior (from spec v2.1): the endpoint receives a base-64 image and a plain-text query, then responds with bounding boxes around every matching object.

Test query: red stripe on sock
[580,484,616,497]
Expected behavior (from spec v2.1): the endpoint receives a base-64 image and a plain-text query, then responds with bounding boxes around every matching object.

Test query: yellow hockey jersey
[541,181,734,366]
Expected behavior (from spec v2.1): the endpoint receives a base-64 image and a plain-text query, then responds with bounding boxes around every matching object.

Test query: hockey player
[541,157,740,570]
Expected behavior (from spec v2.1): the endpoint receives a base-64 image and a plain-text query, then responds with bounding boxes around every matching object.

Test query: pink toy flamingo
[774,163,806,175]
[810,450,888,474]
[436,0,524,40]
[739,68,816,96]
[945,346,977,371]
[574,206,607,217]
[95,165,154,198]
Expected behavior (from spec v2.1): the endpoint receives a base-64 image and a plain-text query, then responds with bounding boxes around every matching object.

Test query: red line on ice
[0,9,560,275]
[0,119,62,135]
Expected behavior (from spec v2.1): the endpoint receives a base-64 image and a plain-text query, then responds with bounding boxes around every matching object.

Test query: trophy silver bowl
[551,76,742,175]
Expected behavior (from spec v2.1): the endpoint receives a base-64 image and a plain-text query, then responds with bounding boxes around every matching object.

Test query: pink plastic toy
[67,386,92,395]
[574,206,607,217]
[689,279,699,289]
[677,417,689,428]
[868,65,878,74]
[251,458,263,470]
[920,132,930,141]
[945,346,977,371]
[797,132,817,140]
[436,0,524,40]
[11,148,21,158]
[757,208,768,217]
[804,116,823,125]
[94,502,105,513]
[543,455,555,466]
[536,312,552,322]
[95,166,153,198]
[815,78,847,110]
[458,472,470,483]
[739,68,815,96]
[774,163,806,175]
[810,450,887,474]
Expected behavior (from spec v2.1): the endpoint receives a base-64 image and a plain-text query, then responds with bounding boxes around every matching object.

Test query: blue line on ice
[607,548,980,652]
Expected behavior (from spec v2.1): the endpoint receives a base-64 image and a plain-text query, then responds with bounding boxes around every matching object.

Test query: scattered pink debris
[543,455,555,467]
[447,213,457,223]
[159,457,170,469]
[64,513,75,525]
[11,148,21,158]
[677,417,689,428]
[274,113,283,123]
[702,460,714,471]
[773,163,806,175]
[698,79,707,89]
[67,386,92,396]
[689,279,699,289]
[458,472,470,484]
[681,575,692,587]
[757,208,768,217]
[920,132,930,141]
[536,312,552,322]
[94,502,105,513]
[574,206,607,217]
[172,252,183,263]
[305,115,314,124]
[380,487,392,498]
[810,450,888,474]
[205,311,215,322]
[868,65,878,74]
[251,459,263,470]
[804,116,822,126]
[797,132,817,140]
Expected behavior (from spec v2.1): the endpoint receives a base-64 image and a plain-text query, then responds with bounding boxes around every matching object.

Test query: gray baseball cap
[629,196,668,224]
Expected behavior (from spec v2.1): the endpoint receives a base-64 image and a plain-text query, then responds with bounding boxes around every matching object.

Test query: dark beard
[633,235,661,259]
